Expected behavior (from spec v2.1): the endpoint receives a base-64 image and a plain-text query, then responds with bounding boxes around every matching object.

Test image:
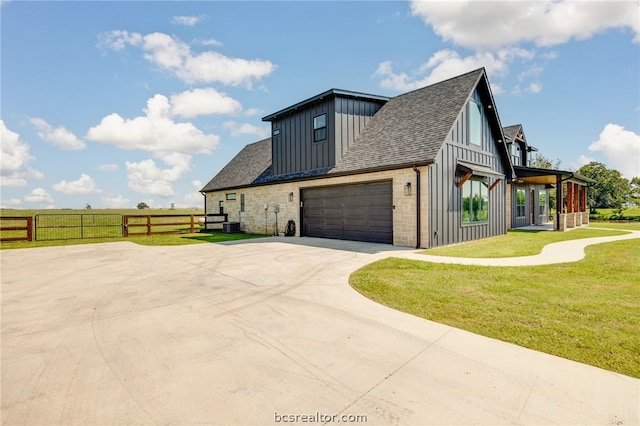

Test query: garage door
[302,181,393,244]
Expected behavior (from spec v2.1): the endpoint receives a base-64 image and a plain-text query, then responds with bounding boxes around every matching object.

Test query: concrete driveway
[1,237,638,425]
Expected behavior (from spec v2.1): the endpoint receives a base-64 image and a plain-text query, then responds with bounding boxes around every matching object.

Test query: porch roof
[514,166,595,186]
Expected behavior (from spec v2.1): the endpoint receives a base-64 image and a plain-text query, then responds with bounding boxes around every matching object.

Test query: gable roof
[502,124,522,143]
[200,138,271,192]
[332,68,487,173]
[202,68,513,192]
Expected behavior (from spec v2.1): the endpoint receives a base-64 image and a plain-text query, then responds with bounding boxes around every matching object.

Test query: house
[201,68,591,248]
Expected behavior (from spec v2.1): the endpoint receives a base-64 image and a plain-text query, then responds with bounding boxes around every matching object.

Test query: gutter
[413,166,421,249]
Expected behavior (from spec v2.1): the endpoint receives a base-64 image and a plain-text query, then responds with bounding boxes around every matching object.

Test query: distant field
[0,208,203,217]
[591,207,640,219]
[0,208,205,244]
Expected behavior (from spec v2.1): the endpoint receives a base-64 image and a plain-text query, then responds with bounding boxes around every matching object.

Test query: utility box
[222,221,241,234]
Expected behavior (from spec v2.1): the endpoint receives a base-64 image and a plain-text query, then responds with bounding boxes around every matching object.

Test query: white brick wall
[205,167,429,247]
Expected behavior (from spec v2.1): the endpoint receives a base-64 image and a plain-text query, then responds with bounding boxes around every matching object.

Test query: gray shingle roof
[201,68,502,192]
[331,68,484,173]
[200,138,271,192]
[502,124,522,142]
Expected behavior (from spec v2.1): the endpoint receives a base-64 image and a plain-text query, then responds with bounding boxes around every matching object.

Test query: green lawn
[423,228,626,258]
[0,231,266,250]
[590,222,640,231]
[350,239,640,378]
[592,207,640,219]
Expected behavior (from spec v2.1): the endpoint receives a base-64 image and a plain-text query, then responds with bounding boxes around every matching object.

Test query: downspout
[413,166,421,249]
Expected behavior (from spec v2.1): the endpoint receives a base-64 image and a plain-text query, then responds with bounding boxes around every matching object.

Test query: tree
[630,177,640,206]
[529,153,561,170]
[137,202,149,209]
[85,203,92,210]
[577,162,631,213]
[528,154,560,211]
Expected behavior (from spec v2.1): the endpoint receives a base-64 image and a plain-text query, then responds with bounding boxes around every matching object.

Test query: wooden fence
[0,217,33,242]
[123,214,205,237]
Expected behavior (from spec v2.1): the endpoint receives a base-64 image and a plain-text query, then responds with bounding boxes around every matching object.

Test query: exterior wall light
[404,182,412,196]
[288,192,294,202]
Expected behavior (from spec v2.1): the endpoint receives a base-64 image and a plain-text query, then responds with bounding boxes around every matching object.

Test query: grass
[592,207,640,219]
[0,230,266,250]
[423,228,626,258]
[350,239,640,378]
[590,221,640,231]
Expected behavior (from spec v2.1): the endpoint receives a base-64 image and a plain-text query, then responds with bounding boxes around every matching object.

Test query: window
[462,178,489,223]
[539,191,546,216]
[511,143,521,166]
[469,99,483,146]
[240,194,245,212]
[273,129,280,136]
[516,189,526,218]
[313,114,327,142]
[226,193,236,201]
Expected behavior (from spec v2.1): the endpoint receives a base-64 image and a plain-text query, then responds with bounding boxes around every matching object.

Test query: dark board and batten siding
[334,98,384,160]
[272,98,335,176]
[271,96,383,177]
[428,89,507,248]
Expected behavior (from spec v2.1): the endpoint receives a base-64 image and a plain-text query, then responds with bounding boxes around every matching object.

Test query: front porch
[513,166,594,231]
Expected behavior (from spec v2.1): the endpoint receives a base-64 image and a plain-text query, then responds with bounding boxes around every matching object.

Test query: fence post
[190,215,195,233]
[26,217,33,242]
[123,216,129,237]
[147,215,151,236]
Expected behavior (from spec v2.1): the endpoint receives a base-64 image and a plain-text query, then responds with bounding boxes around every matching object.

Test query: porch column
[573,183,580,213]
[556,175,562,231]
[567,182,574,213]
[582,186,587,212]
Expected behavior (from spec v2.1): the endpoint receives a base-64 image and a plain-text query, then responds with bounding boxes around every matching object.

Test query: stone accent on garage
[204,166,429,248]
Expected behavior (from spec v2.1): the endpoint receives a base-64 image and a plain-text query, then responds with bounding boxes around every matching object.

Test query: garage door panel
[302,181,392,244]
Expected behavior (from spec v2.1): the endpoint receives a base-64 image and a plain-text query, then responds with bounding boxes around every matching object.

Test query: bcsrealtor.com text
[274,412,367,423]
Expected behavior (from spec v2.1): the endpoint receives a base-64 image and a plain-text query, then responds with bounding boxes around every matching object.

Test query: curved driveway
[2,237,638,425]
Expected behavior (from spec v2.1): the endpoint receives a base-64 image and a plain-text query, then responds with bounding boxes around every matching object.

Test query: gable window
[516,189,526,218]
[462,178,489,223]
[511,143,521,166]
[469,99,483,147]
[313,114,327,142]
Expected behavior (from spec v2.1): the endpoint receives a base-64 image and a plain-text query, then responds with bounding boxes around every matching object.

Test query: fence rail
[0,217,33,242]
[123,214,204,236]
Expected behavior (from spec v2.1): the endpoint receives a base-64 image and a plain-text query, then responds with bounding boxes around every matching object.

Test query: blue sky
[2,0,639,210]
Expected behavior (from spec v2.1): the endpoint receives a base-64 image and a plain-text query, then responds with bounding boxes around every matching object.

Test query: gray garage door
[302,181,393,244]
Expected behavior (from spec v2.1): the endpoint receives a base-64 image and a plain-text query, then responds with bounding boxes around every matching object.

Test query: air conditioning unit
[222,221,241,234]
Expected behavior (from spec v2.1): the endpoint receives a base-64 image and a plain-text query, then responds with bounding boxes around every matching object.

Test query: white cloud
[97,163,119,171]
[0,198,22,209]
[375,47,534,91]
[0,120,42,187]
[527,82,543,94]
[180,180,205,207]
[588,124,640,179]
[125,152,192,197]
[97,30,142,51]
[86,94,220,154]
[572,154,597,171]
[224,121,271,139]
[171,15,202,26]
[200,38,223,47]
[410,0,639,50]
[53,173,100,195]
[24,187,54,205]
[101,194,130,208]
[243,108,262,117]
[170,87,242,118]
[30,118,86,150]
[98,30,276,86]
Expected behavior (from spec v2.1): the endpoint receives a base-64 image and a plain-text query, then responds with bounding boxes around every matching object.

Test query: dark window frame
[461,176,489,224]
[313,113,327,142]
[468,99,483,147]
[226,193,237,201]
[516,188,526,218]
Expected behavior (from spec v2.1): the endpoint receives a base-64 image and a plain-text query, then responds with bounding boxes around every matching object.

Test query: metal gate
[35,214,124,241]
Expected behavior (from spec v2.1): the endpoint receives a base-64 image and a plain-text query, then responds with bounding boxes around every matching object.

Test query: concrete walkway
[1,234,639,425]
[393,229,640,266]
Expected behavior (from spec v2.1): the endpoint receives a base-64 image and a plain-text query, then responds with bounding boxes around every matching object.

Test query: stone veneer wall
[204,167,429,247]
